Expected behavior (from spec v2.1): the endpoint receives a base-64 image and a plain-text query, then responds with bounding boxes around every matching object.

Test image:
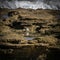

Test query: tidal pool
[25,37,34,40]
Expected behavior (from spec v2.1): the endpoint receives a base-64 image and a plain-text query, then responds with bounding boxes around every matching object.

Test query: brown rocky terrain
[0,8,60,60]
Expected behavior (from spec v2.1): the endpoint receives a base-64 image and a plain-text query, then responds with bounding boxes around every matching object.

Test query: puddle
[2,14,9,19]
[25,37,34,40]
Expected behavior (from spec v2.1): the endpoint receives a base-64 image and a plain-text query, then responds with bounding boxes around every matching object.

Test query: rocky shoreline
[0,8,60,60]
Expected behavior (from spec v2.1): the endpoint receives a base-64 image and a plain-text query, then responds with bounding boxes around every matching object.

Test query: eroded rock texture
[0,8,60,60]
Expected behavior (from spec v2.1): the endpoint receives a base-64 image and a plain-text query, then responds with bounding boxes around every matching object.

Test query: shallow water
[2,14,8,19]
[25,37,34,40]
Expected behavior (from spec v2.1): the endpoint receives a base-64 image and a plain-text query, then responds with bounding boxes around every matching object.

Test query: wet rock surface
[0,8,60,60]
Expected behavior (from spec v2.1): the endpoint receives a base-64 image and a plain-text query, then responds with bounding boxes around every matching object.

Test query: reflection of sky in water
[1,14,9,19]
[25,37,34,40]
[2,14,8,19]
